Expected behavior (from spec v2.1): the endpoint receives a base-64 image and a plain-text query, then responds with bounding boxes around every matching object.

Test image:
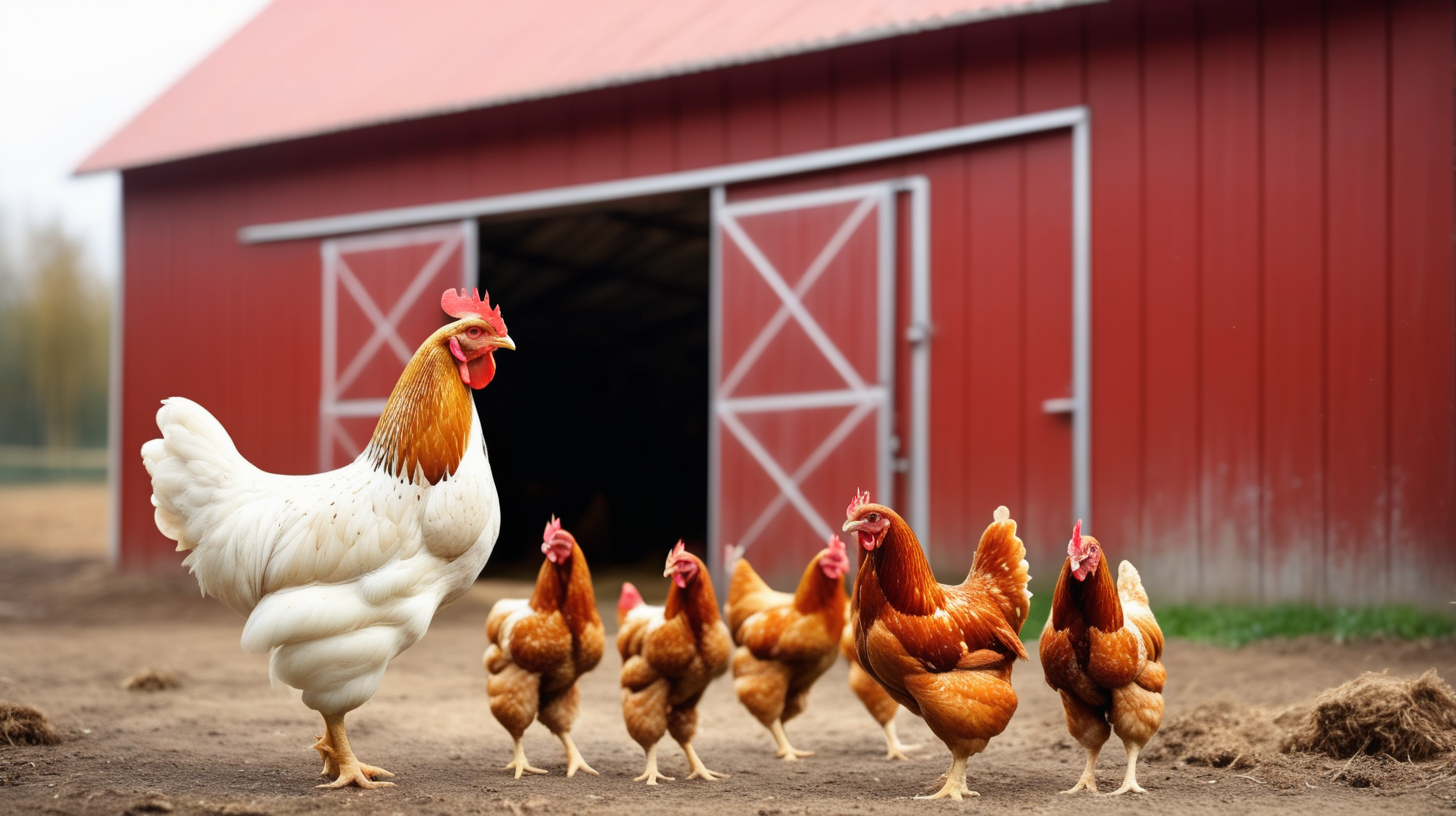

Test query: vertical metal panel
[1387,0,1456,603]
[1325,0,1391,605]
[1198,0,1264,603]
[1260,0,1327,604]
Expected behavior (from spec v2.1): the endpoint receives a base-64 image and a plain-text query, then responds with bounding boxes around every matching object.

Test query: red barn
[84,0,1454,606]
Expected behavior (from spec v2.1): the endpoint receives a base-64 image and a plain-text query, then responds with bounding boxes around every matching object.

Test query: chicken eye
[466,327,483,339]
[868,513,880,523]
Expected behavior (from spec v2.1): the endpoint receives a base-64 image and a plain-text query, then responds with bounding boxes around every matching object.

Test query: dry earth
[2,484,1454,815]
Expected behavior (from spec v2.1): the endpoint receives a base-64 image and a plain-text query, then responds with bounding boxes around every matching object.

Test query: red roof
[79,0,1097,173]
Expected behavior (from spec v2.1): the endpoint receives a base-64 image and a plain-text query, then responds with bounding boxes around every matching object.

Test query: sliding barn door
[318,222,476,470]
[711,183,899,584]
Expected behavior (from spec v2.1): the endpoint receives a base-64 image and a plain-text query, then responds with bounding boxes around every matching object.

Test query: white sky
[0,0,271,281]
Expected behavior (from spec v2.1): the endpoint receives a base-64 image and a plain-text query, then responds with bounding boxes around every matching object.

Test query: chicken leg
[1108,740,1147,795]
[557,733,598,778]
[503,737,548,778]
[680,741,728,781]
[634,744,675,785]
[769,720,813,760]
[313,713,395,789]
[915,752,976,800]
[881,720,920,760]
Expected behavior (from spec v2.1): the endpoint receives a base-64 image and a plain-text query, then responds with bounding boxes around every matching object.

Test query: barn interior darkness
[471,192,710,573]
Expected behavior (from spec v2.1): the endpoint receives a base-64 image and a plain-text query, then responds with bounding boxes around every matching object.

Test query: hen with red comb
[617,540,732,785]
[140,287,516,789]
[484,518,604,778]
[725,534,852,762]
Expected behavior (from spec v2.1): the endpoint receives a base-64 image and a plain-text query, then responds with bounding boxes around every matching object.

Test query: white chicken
[141,288,514,789]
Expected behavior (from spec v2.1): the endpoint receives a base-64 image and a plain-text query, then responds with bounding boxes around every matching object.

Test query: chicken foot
[882,720,920,761]
[1107,741,1147,795]
[557,732,599,778]
[915,753,976,800]
[769,720,814,760]
[634,744,675,785]
[680,741,728,780]
[314,713,395,789]
[503,737,548,779]
[1061,745,1101,794]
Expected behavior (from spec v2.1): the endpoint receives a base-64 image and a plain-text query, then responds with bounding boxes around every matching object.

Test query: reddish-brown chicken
[617,543,733,784]
[484,518,604,778]
[841,622,919,760]
[845,492,1031,800]
[1040,521,1165,795]
[725,535,850,760]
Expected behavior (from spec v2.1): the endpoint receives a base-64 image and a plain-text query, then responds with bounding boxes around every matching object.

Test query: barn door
[710,182,901,584]
[318,221,476,470]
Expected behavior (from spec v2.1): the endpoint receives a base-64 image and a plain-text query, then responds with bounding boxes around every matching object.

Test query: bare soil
[2,485,1454,815]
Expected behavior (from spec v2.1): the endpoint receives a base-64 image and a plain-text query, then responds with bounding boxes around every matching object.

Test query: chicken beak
[492,334,517,351]
[842,519,862,533]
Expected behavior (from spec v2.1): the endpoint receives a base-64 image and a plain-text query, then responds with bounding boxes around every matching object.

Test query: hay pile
[1283,669,1456,761]
[121,668,182,692]
[1149,669,1456,792]
[0,701,62,746]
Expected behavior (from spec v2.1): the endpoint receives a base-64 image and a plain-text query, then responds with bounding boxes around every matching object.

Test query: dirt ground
[2,485,1454,815]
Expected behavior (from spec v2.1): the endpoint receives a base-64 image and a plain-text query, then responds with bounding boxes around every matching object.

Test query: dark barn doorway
[471,192,710,573]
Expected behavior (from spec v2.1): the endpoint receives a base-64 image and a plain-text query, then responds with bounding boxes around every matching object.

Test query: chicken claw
[559,734,599,778]
[1105,744,1147,794]
[634,744,676,785]
[317,762,396,790]
[770,720,814,761]
[882,721,920,761]
[503,738,548,778]
[313,714,395,790]
[311,733,340,777]
[1061,747,1100,794]
[682,743,728,780]
[915,755,976,800]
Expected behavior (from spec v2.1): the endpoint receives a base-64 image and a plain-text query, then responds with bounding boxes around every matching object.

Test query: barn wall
[120,0,1455,606]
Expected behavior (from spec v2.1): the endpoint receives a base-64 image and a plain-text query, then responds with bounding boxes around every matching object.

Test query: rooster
[141,288,514,789]
[1040,520,1165,795]
[844,492,1031,800]
[616,543,732,784]
[724,535,849,760]
[483,517,604,778]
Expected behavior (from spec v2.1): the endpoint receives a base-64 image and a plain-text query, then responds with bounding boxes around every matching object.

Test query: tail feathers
[1117,560,1150,606]
[968,509,1033,634]
[141,397,253,551]
[726,556,771,607]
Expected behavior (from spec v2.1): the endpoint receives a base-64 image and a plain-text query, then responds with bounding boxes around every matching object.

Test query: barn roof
[78,0,1099,173]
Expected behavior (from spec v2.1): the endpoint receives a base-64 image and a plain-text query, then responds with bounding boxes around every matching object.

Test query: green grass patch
[1156,603,1455,647]
[1017,595,1454,646]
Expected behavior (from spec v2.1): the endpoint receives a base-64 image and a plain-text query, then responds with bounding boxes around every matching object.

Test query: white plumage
[143,396,498,716]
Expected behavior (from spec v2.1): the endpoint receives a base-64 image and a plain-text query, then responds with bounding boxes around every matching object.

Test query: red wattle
[465,352,496,389]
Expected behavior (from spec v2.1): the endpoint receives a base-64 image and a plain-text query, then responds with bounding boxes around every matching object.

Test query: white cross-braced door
[710,182,898,584]
[319,221,476,470]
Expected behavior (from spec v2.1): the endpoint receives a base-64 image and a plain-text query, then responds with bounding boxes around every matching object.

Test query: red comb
[846,488,871,519]
[619,581,643,612]
[441,288,507,336]
[1068,519,1083,556]
[827,534,846,555]
[543,515,563,543]
[667,540,687,563]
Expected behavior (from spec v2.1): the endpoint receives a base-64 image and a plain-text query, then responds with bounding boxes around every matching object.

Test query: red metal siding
[119,0,1456,606]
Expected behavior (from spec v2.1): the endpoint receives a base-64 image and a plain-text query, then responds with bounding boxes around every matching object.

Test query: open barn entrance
[471,192,710,572]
